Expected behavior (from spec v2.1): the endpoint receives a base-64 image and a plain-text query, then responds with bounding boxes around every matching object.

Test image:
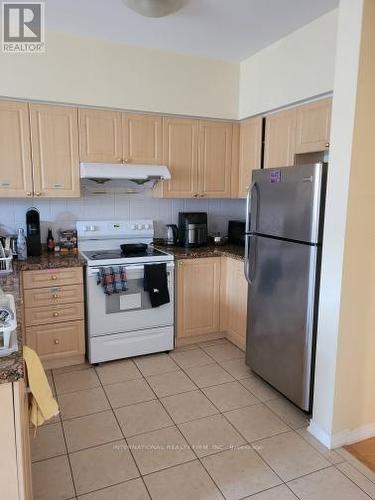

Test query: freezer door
[246,235,319,411]
[250,163,326,244]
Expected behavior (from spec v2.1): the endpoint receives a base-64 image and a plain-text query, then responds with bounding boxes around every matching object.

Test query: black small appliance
[26,208,42,256]
[228,220,246,246]
[178,212,208,247]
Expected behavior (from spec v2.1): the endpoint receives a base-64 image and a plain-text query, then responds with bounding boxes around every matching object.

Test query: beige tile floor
[31,338,375,500]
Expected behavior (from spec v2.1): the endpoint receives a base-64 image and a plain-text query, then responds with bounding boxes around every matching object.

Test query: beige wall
[331,0,375,438]
[0,31,239,119]
[239,10,338,119]
[311,0,375,447]
[0,12,338,121]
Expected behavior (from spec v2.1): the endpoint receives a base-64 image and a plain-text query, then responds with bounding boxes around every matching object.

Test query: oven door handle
[87,264,174,277]
[87,265,145,277]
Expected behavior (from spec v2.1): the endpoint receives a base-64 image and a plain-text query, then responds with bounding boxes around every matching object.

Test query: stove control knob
[140,224,145,229]
[89,225,96,232]
[145,224,151,230]
[136,224,142,230]
[131,224,137,230]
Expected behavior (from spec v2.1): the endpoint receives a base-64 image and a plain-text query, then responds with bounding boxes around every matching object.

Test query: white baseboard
[308,421,333,448]
[308,420,375,449]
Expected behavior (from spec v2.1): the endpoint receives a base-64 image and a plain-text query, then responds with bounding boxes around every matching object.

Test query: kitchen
[1,1,375,499]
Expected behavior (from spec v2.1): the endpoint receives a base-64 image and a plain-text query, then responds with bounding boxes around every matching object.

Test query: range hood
[80,163,171,194]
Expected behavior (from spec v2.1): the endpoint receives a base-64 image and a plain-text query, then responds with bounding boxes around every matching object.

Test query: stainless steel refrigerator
[244,163,327,412]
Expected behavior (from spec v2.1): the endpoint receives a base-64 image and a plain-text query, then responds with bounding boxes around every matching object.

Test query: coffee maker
[178,212,208,247]
[26,208,42,256]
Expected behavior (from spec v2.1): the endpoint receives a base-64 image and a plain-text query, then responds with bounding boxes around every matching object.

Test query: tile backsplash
[0,191,246,242]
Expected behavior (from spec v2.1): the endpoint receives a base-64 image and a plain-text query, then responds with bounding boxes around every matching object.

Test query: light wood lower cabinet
[26,321,85,362]
[22,267,83,290]
[177,258,221,341]
[176,256,248,350]
[24,302,84,327]
[220,257,248,350]
[0,380,32,500]
[23,267,85,369]
[23,283,83,308]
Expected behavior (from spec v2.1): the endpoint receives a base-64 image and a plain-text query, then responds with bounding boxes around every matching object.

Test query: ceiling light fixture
[122,0,189,18]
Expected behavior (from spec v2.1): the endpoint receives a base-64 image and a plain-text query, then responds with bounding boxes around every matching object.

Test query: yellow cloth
[23,346,59,427]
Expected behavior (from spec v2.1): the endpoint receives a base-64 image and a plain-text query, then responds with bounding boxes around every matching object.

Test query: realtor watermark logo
[2,2,45,53]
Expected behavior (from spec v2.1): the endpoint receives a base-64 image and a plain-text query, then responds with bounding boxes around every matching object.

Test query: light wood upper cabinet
[264,108,297,169]
[155,116,199,198]
[79,108,122,163]
[0,101,33,197]
[198,121,232,198]
[177,258,220,339]
[237,116,262,198]
[123,113,162,164]
[220,257,248,351]
[295,98,332,154]
[30,104,80,197]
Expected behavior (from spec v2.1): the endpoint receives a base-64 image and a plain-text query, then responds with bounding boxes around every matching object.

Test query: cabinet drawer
[24,302,84,327]
[24,284,83,308]
[26,320,85,360]
[22,267,83,290]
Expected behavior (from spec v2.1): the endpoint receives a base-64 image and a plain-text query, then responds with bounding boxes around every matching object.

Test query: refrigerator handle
[245,181,258,234]
[244,234,257,284]
[244,234,251,283]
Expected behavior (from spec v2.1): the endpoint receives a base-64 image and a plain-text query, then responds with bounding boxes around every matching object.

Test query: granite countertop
[154,242,245,261]
[0,268,24,384]
[16,250,85,271]
[0,251,85,385]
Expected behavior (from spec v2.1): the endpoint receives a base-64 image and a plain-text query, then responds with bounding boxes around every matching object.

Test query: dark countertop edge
[16,252,85,271]
[154,242,245,262]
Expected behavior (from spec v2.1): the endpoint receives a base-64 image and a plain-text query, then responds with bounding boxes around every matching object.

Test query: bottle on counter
[16,228,27,261]
[47,228,55,253]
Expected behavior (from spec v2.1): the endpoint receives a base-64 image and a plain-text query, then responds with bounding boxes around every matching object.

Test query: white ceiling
[45,0,339,62]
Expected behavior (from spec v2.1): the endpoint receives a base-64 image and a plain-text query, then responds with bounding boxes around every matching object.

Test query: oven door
[86,262,174,337]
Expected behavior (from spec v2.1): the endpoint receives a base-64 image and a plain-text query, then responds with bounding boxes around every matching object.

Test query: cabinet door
[238,116,262,198]
[160,117,199,198]
[198,121,232,198]
[0,383,19,500]
[295,98,332,154]
[177,258,220,339]
[26,320,85,362]
[264,108,297,169]
[30,104,80,197]
[14,380,33,500]
[0,101,33,197]
[123,113,162,164]
[220,258,248,351]
[79,108,122,162]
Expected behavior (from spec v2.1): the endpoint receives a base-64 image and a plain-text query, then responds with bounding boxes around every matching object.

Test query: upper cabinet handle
[325,142,330,148]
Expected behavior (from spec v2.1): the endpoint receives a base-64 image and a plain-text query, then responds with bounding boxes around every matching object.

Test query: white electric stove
[77,220,175,364]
